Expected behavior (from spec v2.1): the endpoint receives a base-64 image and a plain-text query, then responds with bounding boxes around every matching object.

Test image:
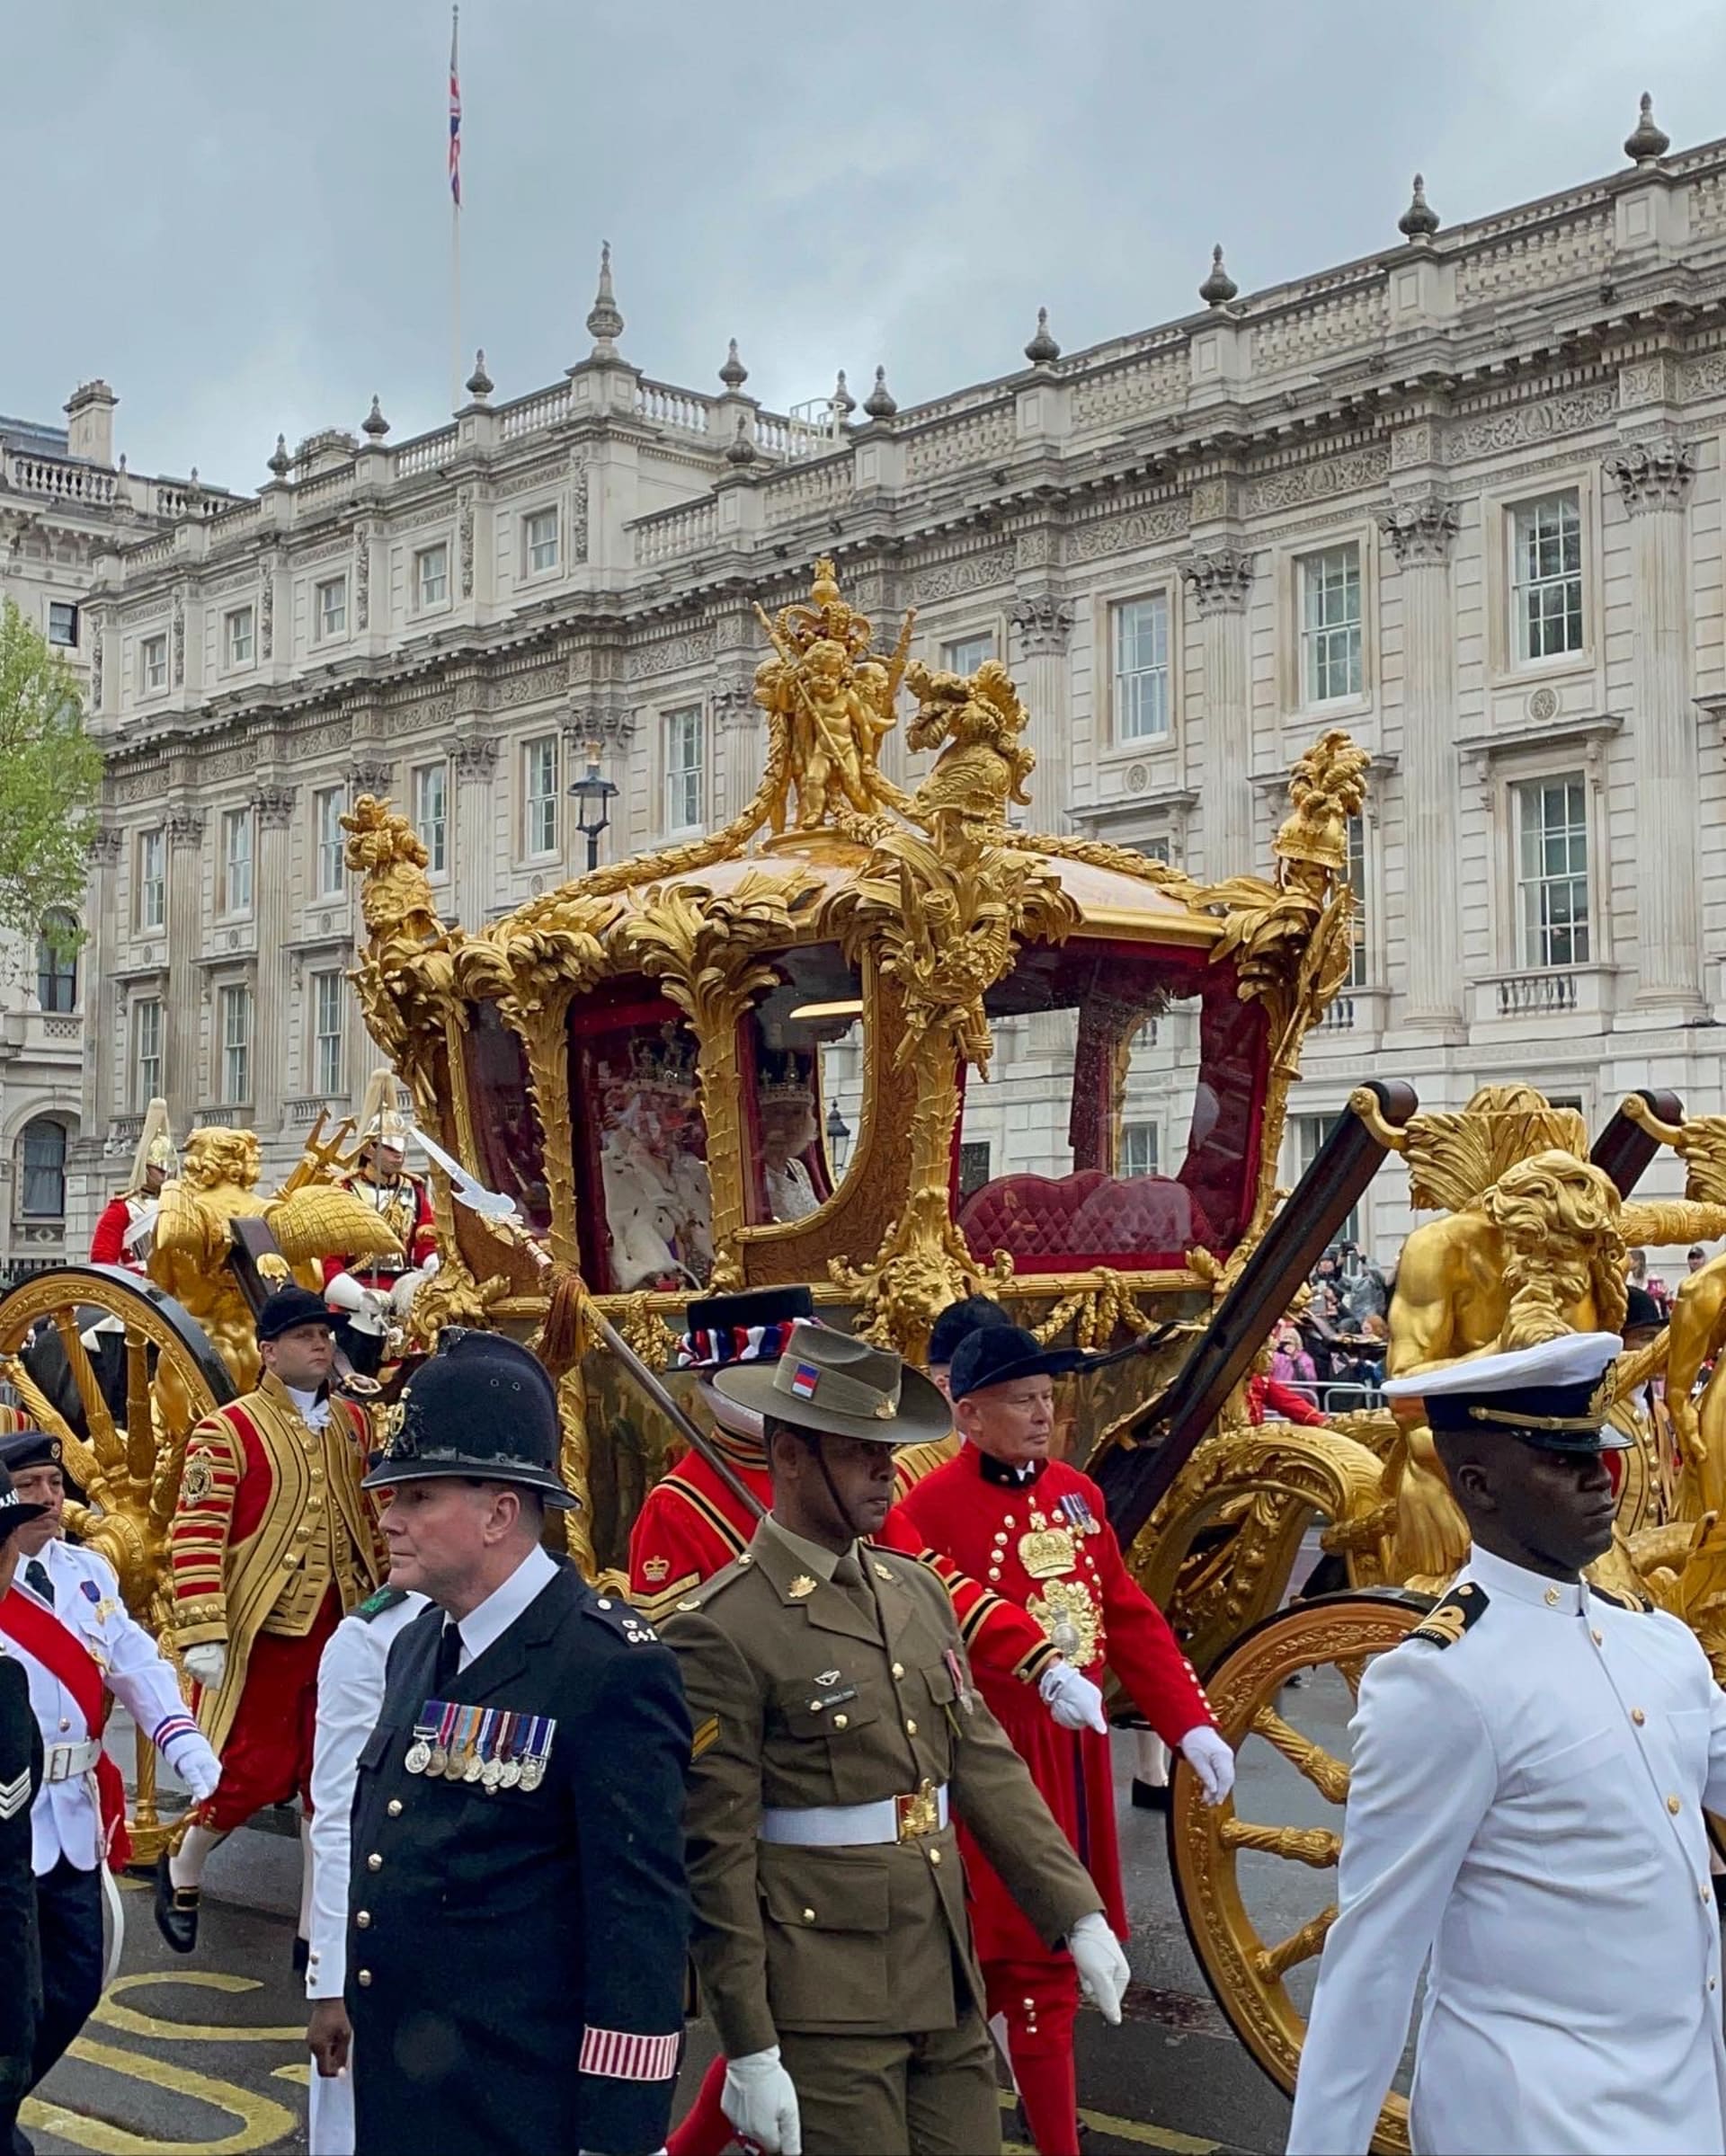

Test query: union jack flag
[449,6,462,207]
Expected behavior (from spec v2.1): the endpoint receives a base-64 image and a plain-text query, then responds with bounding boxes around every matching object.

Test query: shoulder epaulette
[584,1591,661,1647]
[654,1552,760,1621]
[1588,1582,1653,1613]
[355,1586,409,1623]
[1405,1581,1490,1650]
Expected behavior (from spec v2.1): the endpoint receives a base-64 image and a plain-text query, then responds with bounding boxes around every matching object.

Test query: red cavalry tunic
[897,1442,1215,1956]
[626,1433,1056,1686]
[91,1193,148,1270]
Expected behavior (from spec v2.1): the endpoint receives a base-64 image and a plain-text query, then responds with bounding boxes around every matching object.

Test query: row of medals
[405,1724,546,1792]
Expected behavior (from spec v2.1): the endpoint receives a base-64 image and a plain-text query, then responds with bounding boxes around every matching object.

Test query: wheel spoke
[50,1313,123,1477]
[1219,1817,1340,1869]
[1250,1702,1351,1804]
[1251,1905,1337,1983]
[125,1328,156,1490]
[1336,1655,1369,1699]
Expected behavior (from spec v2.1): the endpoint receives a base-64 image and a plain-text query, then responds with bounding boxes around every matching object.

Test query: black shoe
[154,1851,200,1955]
[1130,1775,1170,1811]
[291,1935,309,1976]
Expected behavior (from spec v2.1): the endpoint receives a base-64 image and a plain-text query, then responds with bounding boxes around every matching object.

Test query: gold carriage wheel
[1167,1590,1433,2156]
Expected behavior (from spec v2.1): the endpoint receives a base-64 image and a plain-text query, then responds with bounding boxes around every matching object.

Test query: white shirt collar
[450,1542,556,1671]
[283,1381,332,1430]
[1464,1543,1588,1614]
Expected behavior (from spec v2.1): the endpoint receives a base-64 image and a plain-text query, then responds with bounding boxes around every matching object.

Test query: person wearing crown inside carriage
[599,1037,713,1291]
[1289,1330,1726,2156]
[321,1072,439,1378]
[757,1061,822,1226]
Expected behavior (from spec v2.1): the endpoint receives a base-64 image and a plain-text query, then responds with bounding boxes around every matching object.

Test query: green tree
[0,595,102,950]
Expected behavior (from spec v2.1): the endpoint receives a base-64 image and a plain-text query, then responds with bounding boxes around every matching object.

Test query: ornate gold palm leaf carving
[266,1185,404,1268]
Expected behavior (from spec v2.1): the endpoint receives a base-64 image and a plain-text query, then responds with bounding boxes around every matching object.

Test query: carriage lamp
[568,739,618,872]
[825,1102,851,1173]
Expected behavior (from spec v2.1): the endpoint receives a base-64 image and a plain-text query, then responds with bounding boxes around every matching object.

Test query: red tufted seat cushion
[957,1169,1214,1270]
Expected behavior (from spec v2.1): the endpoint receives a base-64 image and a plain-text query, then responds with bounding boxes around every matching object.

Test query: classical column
[713,677,762,821]
[76,827,124,1237]
[1009,594,1074,823]
[1376,493,1463,1026]
[1179,545,1255,880]
[251,786,297,1138]
[453,733,498,927]
[1603,435,1701,1007]
[165,812,205,1129]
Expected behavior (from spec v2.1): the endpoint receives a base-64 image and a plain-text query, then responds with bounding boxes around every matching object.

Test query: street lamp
[825,1101,851,1175]
[568,739,618,872]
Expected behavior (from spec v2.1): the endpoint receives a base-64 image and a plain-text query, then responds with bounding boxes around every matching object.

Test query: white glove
[165,1732,222,1804]
[1038,1659,1108,1734]
[1179,1724,1236,1806]
[721,2046,802,2156]
[1069,1910,1131,2025]
[182,1642,227,1691]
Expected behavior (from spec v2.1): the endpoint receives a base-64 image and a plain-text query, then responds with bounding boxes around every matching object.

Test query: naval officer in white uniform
[1288,1331,1726,2156]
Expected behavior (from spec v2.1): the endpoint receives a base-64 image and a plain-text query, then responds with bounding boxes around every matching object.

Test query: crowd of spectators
[1271,1245,1392,1412]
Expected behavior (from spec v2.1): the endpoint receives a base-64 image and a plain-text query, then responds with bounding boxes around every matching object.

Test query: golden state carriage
[12,560,1726,2152]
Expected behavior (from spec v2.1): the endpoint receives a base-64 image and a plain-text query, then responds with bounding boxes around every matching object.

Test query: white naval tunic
[13,1538,209,1876]
[1288,1544,1726,2155]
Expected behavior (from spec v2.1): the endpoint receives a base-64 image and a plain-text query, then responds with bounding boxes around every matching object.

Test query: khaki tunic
[660,1516,1103,2063]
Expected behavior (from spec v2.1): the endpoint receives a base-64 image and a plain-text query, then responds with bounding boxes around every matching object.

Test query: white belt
[44,1739,102,1784]
[759,1783,948,1847]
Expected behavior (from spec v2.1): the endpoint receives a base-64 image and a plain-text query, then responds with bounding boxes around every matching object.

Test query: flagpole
[449,2,462,412]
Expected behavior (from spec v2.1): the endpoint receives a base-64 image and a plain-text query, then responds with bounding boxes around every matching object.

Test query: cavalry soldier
[89,1097,177,1272]
[158,1285,382,1961]
[321,1071,438,1375]
[1291,1332,1726,2156]
[0,1468,47,2154]
[897,1324,1234,2156]
[662,1319,1130,2156]
[0,1428,220,2147]
[346,1329,690,2156]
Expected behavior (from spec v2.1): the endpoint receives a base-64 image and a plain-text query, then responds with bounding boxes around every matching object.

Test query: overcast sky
[5,0,1725,492]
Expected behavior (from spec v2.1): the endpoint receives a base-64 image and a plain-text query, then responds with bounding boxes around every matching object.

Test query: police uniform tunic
[0,1653,42,2133]
[1289,1543,1726,2155]
[346,1548,690,2156]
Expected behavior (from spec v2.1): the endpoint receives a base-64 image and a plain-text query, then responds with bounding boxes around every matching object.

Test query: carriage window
[954,939,1265,1273]
[739,945,865,1228]
[463,1003,552,1234]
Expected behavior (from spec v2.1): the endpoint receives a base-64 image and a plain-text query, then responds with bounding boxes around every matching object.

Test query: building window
[131,998,163,1108]
[957,1140,992,1202]
[1114,595,1170,742]
[19,1120,67,1220]
[664,706,705,834]
[312,970,345,1097]
[1134,837,1174,866]
[940,633,994,676]
[1514,773,1590,968]
[1300,544,1363,703]
[35,911,77,1013]
[219,983,253,1105]
[523,507,559,576]
[1121,1122,1160,1178]
[1289,1112,1359,1246]
[524,736,559,856]
[137,829,166,931]
[141,634,168,693]
[415,543,449,610]
[47,602,77,648]
[1344,813,1368,988]
[1512,492,1583,662]
[220,807,254,916]
[224,606,255,669]
[413,762,449,876]
[314,786,346,898]
[316,576,348,641]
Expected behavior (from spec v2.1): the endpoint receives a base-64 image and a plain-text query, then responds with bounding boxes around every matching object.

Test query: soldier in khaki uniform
[662,1320,1131,2156]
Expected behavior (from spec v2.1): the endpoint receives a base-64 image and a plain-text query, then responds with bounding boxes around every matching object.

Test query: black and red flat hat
[947,1324,1088,1404]
[0,1460,50,1540]
[678,1285,816,1371]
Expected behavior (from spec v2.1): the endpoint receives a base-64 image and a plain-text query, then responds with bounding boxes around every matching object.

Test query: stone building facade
[0,386,228,1278]
[74,110,1726,1274]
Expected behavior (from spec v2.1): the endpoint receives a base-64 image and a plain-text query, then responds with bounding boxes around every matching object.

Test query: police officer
[345,1329,690,2156]
[0,1466,46,2156]
[661,1319,1131,2156]
[1291,1331,1726,2155]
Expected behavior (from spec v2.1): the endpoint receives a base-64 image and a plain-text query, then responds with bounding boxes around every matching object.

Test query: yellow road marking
[22,2036,294,2155]
[93,1972,303,2045]
[271,2063,311,2086]
[998,2089,1219,2152]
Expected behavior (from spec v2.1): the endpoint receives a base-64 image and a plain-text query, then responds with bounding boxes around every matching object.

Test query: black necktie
[24,1559,51,1608]
[433,1620,463,1690]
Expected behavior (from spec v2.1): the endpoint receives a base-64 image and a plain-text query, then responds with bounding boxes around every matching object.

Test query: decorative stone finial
[586,241,625,356]
[1624,91,1670,163]
[863,366,897,420]
[185,466,204,505]
[1199,244,1238,307]
[832,369,857,420]
[719,339,749,390]
[362,395,389,439]
[466,349,494,401]
[1398,173,1440,240]
[725,415,757,466]
[1024,306,1061,365]
[267,434,291,478]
